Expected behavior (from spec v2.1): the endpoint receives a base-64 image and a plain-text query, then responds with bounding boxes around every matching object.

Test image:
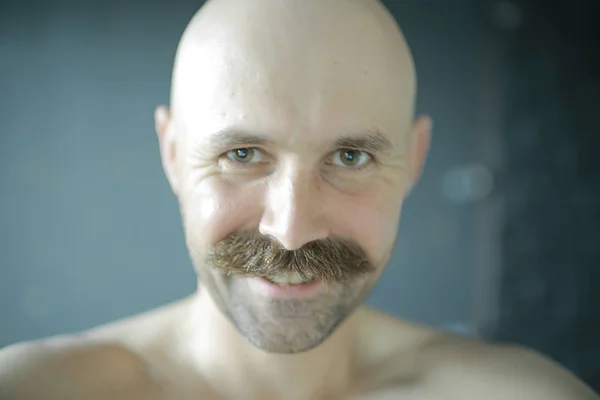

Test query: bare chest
[143,367,435,400]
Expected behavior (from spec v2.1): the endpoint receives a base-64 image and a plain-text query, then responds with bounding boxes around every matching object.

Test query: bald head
[156,0,430,354]
[169,0,416,138]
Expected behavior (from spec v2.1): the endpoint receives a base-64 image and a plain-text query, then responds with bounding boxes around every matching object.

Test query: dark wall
[494,0,600,392]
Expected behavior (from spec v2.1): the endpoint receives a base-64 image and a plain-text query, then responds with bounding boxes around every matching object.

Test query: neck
[181,287,361,399]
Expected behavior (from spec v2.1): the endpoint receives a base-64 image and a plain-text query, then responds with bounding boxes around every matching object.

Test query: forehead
[173,5,415,149]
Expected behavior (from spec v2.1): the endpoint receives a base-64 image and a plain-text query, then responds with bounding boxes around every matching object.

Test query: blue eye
[226,148,264,164]
[330,149,372,168]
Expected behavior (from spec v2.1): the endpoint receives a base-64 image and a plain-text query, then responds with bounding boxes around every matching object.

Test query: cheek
[180,178,264,254]
[329,188,402,264]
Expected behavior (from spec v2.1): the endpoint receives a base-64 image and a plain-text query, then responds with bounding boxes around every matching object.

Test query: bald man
[0,1,598,399]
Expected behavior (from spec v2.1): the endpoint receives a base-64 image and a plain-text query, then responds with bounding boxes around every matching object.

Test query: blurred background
[1,0,598,392]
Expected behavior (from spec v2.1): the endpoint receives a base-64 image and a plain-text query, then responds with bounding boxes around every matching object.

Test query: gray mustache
[208,231,375,284]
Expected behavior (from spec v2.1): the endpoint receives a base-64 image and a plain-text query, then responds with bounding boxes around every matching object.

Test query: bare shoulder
[0,335,163,400]
[353,309,598,400]
[0,299,194,400]
[417,333,599,400]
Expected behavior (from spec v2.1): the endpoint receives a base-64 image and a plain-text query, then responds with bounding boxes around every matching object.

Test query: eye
[330,149,372,168]
[225,148,264,164]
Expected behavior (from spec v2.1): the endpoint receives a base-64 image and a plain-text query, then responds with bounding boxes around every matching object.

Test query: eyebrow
[208,129,272,148]
[207,128,396,154]
[334,131,395,154]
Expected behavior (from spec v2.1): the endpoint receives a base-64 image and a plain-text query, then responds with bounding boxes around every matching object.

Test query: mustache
[207,231,375,284]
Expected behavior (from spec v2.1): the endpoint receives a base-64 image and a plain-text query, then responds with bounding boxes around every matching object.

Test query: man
[0,0,598,399]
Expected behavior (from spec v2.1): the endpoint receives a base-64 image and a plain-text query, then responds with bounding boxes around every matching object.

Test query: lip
[246,276,326,299]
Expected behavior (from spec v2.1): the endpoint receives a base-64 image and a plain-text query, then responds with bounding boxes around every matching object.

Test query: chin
[246,333,331,354]
[224,285,358,354]
[234,314,346,354]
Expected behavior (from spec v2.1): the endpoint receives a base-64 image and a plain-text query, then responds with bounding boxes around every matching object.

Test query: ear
[155,106,180,195]
[406,115,432,194]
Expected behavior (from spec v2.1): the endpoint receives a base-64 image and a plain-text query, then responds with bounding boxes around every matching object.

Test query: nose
[259,167,329,250]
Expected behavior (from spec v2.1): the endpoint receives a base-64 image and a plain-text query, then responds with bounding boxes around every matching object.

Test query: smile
[246,275,326,299]
[264,271,315,285]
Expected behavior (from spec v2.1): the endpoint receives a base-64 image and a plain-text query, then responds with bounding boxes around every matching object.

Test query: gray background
[0,1,487,343]
[1,0,598,392]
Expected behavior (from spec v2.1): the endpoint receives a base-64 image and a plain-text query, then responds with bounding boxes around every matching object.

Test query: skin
[0,0,598,399]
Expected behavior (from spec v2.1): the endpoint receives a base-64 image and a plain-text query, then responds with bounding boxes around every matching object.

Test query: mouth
[246,272,325,299]
[263,271,316,285]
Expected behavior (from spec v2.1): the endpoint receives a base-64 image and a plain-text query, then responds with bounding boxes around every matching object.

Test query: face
[156,1,430,354]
